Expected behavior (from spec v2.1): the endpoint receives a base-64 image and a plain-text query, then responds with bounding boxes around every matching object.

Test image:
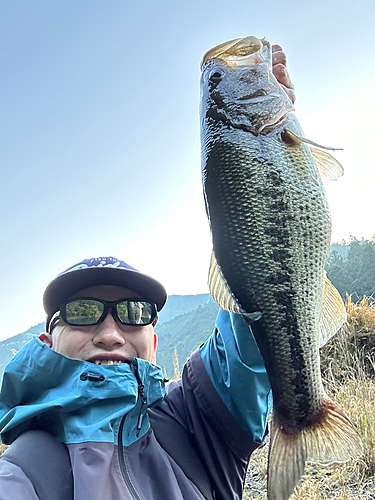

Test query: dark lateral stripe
[261,172,311,425]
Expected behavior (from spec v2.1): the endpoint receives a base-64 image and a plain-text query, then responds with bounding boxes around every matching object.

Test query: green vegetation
[155,299,219,378]
[326,237,375,300]
[156,294,210,324]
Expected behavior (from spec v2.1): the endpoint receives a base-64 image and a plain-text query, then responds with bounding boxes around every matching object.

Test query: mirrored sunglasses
[48,298,157,332]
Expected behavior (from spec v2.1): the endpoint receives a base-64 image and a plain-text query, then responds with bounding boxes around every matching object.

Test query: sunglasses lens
[64,299,104,325]
[61,299,156,327]
[116,300,155,325]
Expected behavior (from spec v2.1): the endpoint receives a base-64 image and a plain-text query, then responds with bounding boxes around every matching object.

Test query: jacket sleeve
[199,309,272,442]
[0,460,39,500]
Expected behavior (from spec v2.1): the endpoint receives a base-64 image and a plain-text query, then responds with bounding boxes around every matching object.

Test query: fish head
[200,36,294,135]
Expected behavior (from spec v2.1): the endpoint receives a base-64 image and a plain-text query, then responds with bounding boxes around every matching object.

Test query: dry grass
[244,296,375,500]
[346,295,375,333]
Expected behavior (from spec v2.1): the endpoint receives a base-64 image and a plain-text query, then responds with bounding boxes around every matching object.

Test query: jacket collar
[0,337,166,445]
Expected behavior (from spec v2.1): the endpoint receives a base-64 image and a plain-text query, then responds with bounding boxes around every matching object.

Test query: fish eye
[209,69,224,83]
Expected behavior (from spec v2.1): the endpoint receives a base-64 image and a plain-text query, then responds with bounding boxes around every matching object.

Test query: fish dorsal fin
[310,148,344,182]
[208,251,243,314]
[319,273,347,347]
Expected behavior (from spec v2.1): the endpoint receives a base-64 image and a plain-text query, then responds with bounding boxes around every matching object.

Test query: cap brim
[43,267,167,318]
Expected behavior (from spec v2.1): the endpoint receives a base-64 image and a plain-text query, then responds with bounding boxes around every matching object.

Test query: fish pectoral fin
[283,130,344,182]
[284,129,343,151]
[268,401,363,500]
[319,273,347,347]
[208,251,243,314]
[310,148,344,182]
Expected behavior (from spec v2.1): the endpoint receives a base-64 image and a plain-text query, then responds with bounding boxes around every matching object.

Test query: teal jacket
[0,311,272,500]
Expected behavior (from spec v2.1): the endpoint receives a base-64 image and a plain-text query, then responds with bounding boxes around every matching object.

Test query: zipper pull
[130,359,147,437]
[136,410,144,436]
[136,384,147,437]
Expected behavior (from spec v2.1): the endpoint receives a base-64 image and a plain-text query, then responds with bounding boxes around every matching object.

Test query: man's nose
[92,312,126,348]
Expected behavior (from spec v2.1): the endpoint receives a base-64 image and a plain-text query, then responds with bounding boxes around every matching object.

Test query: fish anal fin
[208,251,243,314]
[268,400,363,500]
[319,273,347,347]
[310,147,344,182]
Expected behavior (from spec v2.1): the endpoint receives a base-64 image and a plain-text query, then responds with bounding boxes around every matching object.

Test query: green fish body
[200,36,363,500]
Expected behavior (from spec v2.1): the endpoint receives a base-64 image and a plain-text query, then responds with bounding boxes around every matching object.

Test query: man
[0,48,295,500]
[0,256,271,500]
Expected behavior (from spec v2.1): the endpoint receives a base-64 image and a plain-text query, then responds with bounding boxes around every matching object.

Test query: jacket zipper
[130,358,147,437]
[117,359,146,500]
[118,416,141,500]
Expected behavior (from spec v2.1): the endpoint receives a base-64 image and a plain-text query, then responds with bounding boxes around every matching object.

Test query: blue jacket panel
[200,310,272,442]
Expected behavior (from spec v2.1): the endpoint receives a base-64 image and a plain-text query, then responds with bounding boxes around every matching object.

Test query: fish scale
[200,35,363,500]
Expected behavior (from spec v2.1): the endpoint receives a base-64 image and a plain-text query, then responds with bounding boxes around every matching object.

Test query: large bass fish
[200,36,363,500]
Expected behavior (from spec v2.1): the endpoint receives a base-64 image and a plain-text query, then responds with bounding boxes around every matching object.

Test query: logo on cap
[59,257,138,277]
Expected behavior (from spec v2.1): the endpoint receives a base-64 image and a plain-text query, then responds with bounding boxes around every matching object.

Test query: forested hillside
[157,294,210,324]
[326,237,375,300]
[155,299,219,378]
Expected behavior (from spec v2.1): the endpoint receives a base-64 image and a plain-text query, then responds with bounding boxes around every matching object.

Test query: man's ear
[38,333,53,347]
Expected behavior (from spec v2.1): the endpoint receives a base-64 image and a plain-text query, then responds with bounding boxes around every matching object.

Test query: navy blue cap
[43,257,167,326]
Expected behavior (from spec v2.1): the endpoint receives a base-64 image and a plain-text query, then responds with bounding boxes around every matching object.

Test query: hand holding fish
[272,44,296,103]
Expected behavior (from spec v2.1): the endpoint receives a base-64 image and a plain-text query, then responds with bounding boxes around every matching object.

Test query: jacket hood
[0,337,166,445]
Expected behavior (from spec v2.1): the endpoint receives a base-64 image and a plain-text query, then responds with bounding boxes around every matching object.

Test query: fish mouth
[201,36,270,69]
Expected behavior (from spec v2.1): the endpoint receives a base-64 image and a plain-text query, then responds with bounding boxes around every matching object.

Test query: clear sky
[1,0,374,340]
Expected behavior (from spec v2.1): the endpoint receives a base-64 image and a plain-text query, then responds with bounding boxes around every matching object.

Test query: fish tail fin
[267,399,364,500]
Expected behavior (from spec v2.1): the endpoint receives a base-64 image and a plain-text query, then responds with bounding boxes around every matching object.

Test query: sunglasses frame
[48,297,157,332]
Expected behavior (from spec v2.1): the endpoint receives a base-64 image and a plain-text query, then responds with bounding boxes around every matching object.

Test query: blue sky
[1,0,374,340]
